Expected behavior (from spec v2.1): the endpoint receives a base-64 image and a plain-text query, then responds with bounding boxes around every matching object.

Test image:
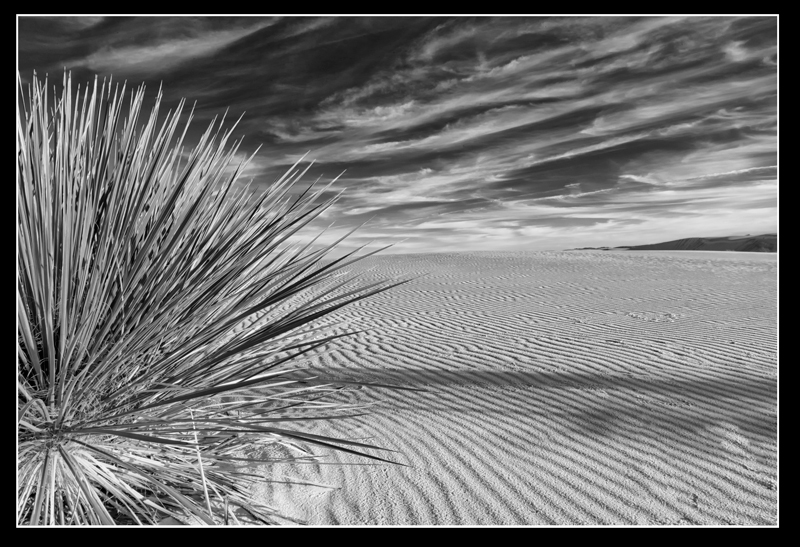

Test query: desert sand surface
[245,250,777,525]
[586,249,779,262]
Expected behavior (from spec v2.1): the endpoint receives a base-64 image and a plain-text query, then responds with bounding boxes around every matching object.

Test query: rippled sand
[246,250,777,525]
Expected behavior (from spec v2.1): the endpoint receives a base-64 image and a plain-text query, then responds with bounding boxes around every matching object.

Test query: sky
[17,16,778,253]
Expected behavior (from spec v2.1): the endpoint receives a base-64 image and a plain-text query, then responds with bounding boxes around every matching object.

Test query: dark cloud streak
[18,15,777,252]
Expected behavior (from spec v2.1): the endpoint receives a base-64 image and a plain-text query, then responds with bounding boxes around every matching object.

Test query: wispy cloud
[18,15,777,252]
[69,20,277,74]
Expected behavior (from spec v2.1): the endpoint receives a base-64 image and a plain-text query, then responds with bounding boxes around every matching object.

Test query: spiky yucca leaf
[17,72,410,526]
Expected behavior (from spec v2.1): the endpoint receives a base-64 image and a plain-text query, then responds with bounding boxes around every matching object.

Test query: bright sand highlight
[245,250,777,525]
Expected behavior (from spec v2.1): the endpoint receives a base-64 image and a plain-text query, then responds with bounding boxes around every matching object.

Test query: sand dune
[243,251,777,525]
[614,234,776,252]
[569,234,776,252]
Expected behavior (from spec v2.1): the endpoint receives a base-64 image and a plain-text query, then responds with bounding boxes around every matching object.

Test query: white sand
[247,250,777,525]
[594,249,779,262]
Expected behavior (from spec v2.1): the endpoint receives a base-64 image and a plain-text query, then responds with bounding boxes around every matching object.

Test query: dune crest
[571,234,777,253]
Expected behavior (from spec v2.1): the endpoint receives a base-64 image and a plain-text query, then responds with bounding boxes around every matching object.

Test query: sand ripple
[246,251,777,525]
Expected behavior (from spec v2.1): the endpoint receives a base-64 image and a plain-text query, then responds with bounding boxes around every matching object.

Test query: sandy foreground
[241,250,777,525]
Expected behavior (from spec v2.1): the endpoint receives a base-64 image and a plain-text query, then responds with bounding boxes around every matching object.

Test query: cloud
[43,16,106,31]
[69,20,276,74]
[680,165,777,181]
[18,16,777,252]
[619,174,664,185]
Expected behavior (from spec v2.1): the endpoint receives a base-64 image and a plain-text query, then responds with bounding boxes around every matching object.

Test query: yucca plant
[17,71,409,525]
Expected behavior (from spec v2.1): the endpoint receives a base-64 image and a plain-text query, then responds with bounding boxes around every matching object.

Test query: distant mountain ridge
[569,234,777,252]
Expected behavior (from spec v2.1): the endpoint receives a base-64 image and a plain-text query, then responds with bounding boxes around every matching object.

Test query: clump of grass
[17,72,408,525]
